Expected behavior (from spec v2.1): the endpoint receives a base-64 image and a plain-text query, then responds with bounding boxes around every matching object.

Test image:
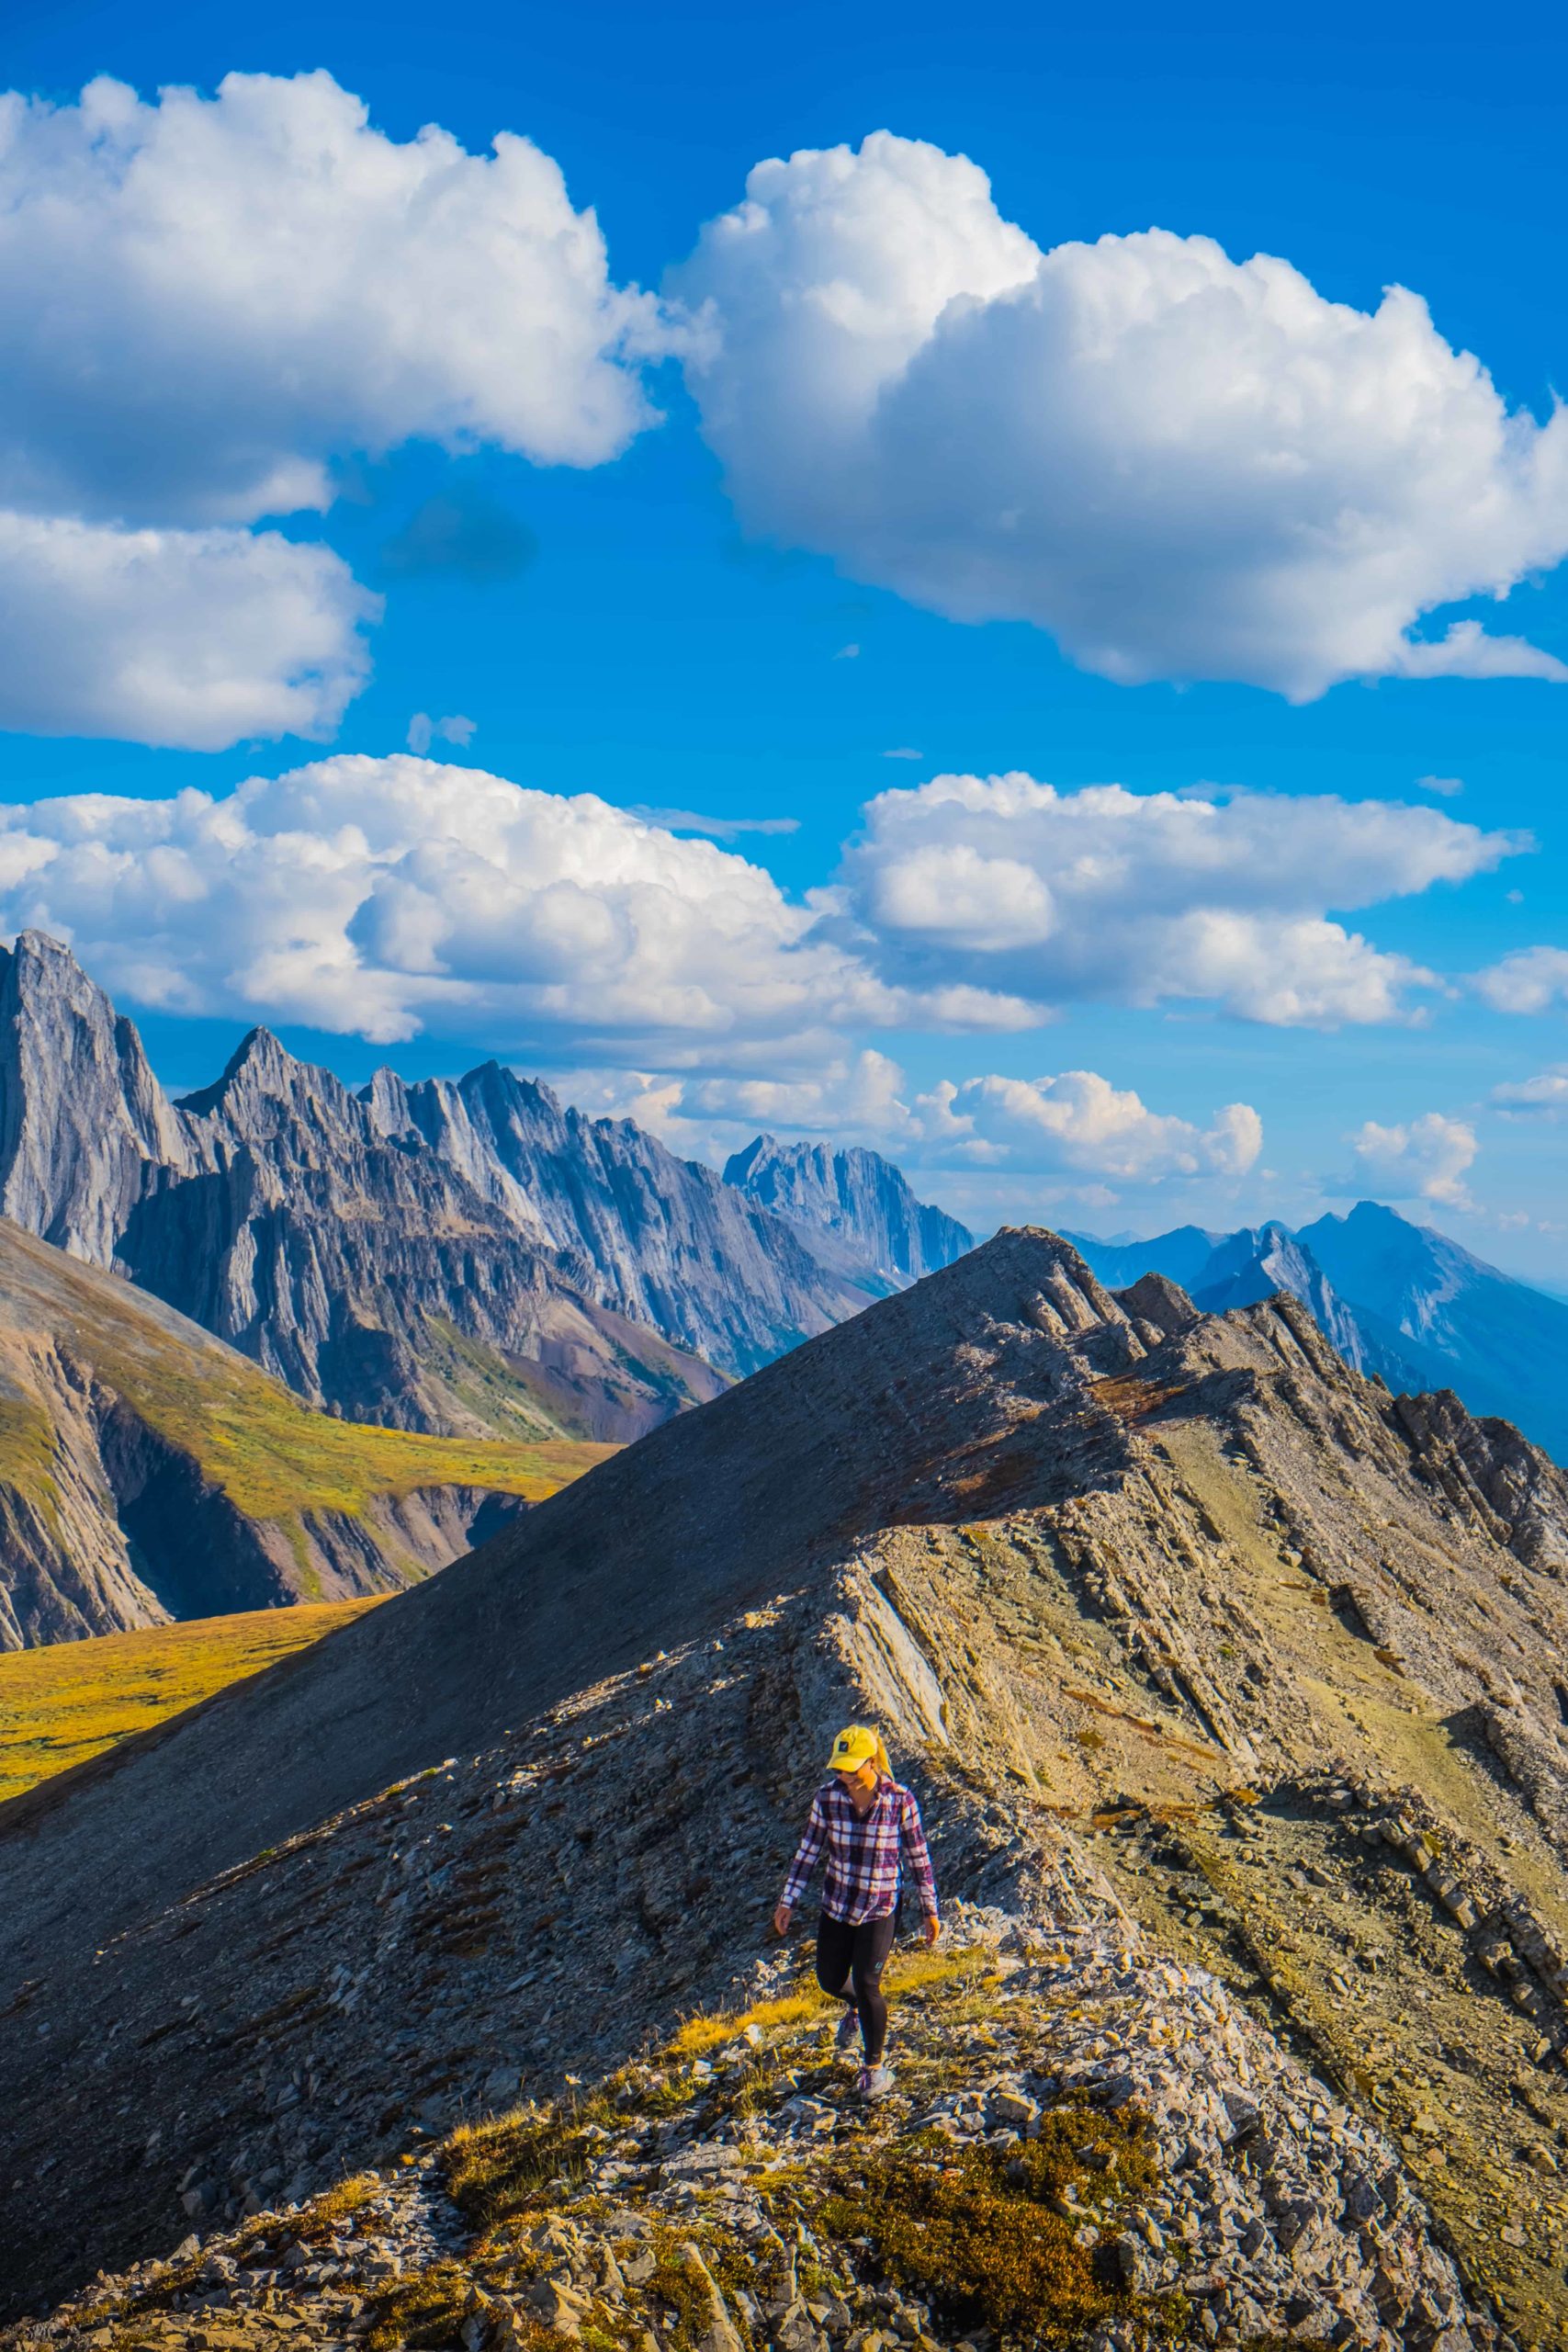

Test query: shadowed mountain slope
[7,1229,1568,2337]
[0,1228,1132,1971]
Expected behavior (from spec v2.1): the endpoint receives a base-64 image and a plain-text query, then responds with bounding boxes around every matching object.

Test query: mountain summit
[0,935,914,1441]
[1070,1203,1568,1461]
[724,1132,974,1281]
[6,1227,1568,2335]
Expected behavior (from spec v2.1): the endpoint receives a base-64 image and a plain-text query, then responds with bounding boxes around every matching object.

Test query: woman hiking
[773,1724,940,2099]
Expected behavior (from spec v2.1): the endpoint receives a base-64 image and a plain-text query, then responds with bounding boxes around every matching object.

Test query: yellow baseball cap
[827,1724,880,1774]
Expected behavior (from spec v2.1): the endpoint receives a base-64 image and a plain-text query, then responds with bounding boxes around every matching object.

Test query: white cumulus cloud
[676,131,1568,698]
[0,70,670,749]
[909,1072,1263,1182]
[1342,1113,1478,1208]
[0,70,665,526]
[1475,946,1568,1014]
[0,513,376,748]
[570,1049,1260,1196]
[0,755,939,1053]
[832,772,1519,1026]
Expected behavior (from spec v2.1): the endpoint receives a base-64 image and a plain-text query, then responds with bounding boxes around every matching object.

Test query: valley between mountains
[6,1232,1568,2352]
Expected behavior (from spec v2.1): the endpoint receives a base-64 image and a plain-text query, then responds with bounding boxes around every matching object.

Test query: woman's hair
[871,1729,893,1780]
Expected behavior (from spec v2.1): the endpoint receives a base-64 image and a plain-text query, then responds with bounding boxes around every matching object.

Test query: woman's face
[836,1760,879,1797]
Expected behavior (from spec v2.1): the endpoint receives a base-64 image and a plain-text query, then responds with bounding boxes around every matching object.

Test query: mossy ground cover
[0,1601,381,1801]
[378,1942,1190,2352]
[818,2106,1176,2345]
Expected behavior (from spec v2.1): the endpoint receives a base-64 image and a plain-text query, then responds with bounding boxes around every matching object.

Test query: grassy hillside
[81,1339,618,1524]
[0,1216,618,1525]
[0,1601,383,1803]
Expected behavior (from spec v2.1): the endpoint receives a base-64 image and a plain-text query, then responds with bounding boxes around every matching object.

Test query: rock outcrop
[1073,1201,1568,1464]
[12,1909,1492,2352]
[0,1216,607,1647]
[725,1133,973,1283]
[6,1228,1568,2336]
[367,1065,890,1377]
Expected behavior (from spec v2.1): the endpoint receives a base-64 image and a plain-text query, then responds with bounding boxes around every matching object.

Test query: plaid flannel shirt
[780,1775,939,1925]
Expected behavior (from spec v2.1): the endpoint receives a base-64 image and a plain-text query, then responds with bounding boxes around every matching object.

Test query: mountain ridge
[0,933,911,1442]
[724,1131,974,1282]
[1069,1201,1568,1461]
[7,1226,1568,2335]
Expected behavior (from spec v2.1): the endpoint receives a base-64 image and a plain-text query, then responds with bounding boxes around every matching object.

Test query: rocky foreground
[13,1905,1498,2352]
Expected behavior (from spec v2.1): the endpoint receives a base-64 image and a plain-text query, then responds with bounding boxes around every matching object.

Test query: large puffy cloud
[0,71,664,526]
[0,514,376,748]
[676,133,1568,698]
[1341,1114,1478,1208]
[559,1051,1261,1197]
[834,772,1519,1025]
[0,755,969,1052]
[0,759,1514,1044]
[0,71,667,748]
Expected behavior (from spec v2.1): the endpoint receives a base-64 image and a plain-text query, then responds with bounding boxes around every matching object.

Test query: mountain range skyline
[6,924,1567,1476]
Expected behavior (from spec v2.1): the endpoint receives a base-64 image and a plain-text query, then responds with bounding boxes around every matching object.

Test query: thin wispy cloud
[629,807,800,840]
[407,713,476,754]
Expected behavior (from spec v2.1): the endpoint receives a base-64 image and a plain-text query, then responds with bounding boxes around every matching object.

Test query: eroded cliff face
[119,1028,726,1441]
[0,933,190,1264]
[6,1229,1568,2336]
[0,1217,595,1647]
[366,1065,892,1376]
[725,1131,974,1283]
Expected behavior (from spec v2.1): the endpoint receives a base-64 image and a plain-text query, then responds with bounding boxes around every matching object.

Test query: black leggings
[816,1909,897,2062]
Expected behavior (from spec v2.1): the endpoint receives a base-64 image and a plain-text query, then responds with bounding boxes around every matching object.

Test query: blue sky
[1,0,1566,1268]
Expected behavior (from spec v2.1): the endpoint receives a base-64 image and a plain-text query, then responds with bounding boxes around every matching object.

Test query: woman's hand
[772,1902,793,1938]
[922,1913,942,1947]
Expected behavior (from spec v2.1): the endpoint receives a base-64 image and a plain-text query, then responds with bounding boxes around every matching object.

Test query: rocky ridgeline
[723,1138,973,1286]
[11,1909,1497,2352]
[11,1230,1568,2340]
[0,933,908,1441]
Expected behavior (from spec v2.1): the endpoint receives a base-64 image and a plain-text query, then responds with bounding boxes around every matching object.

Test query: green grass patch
[446,2093,623,2229]
[80,1318,615,1522]
[0,1222,615,1526]
[0,1391,60,1519]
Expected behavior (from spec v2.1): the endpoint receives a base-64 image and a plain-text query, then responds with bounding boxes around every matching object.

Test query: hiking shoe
[835,2008,861,2053]
[857,2064,894,2100]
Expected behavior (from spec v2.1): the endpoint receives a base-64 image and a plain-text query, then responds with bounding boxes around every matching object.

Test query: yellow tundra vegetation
[0,1601,386,1803]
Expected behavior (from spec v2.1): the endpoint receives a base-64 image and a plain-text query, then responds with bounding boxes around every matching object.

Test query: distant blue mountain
[1066,1201,1568,1464]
